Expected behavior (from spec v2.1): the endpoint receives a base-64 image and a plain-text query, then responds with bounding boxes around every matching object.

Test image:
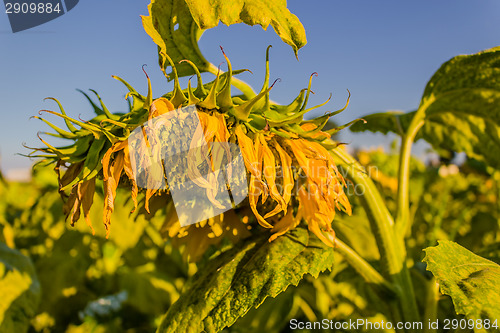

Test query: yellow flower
[232,125,351,247]
[36,49,355,255]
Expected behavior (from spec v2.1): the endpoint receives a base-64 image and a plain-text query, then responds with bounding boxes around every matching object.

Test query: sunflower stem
[331,148,420,327]
[335,239,395,296]
[424,278,439,333]
[395,96,434,238]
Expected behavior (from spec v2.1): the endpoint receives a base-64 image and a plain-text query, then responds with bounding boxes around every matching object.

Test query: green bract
[31,48,350,167]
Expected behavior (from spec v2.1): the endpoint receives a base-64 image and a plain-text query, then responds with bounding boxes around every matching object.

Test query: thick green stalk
[335,239,395,296]
[423,278,439,333]
[395,96,434,237]
[331,148,420,324]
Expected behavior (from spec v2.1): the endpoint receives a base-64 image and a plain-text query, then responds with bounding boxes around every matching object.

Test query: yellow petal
[213,112,230,142]
[81,178,96,235]
[274,141,293,208]
[149,97,175,121]
[308,219,336,248]
[103,150,125,238]
[234,125,259,177]
[300,123,330,140]
[102,140,128,181]
[144,188,158,214]
[269,209,300,242]
[198,112,219,143]
[249,175,273,228]
[260,135,286,218]
[254,134,268,204]
[122,144,138,213]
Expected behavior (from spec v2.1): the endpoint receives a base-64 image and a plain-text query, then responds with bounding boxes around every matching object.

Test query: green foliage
[1,168,189,332]
[183,0,307,56]
[347,48,500,327]
[0,243,40,333]
[352,47,500,170]
[409,164,499,259]
[142,0,307,80]
[8,118,499,332]
[157,225,334,333]
[142,0,210,79]
[423,241,500,324]
[227,287,296,333]
[350,110,414,137]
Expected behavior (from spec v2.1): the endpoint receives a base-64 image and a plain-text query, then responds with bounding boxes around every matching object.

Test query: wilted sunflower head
[30,47,357,261]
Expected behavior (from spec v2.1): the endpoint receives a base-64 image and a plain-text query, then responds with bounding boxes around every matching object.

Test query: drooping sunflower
[30,47,358,261]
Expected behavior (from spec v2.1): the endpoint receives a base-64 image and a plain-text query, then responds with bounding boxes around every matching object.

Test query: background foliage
[1,148,498,332]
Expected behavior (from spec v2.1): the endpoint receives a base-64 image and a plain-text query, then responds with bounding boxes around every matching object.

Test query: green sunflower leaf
[142,0,210,79]
[157,225,334,333]
[142,0,307,76]
[351,47,500,169]
[423,240,500,326]
[184,0,307,57]
[0,243,41,333]
[350,110,414,136]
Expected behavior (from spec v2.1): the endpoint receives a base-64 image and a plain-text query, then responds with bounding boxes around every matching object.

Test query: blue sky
[1,0,499,176]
